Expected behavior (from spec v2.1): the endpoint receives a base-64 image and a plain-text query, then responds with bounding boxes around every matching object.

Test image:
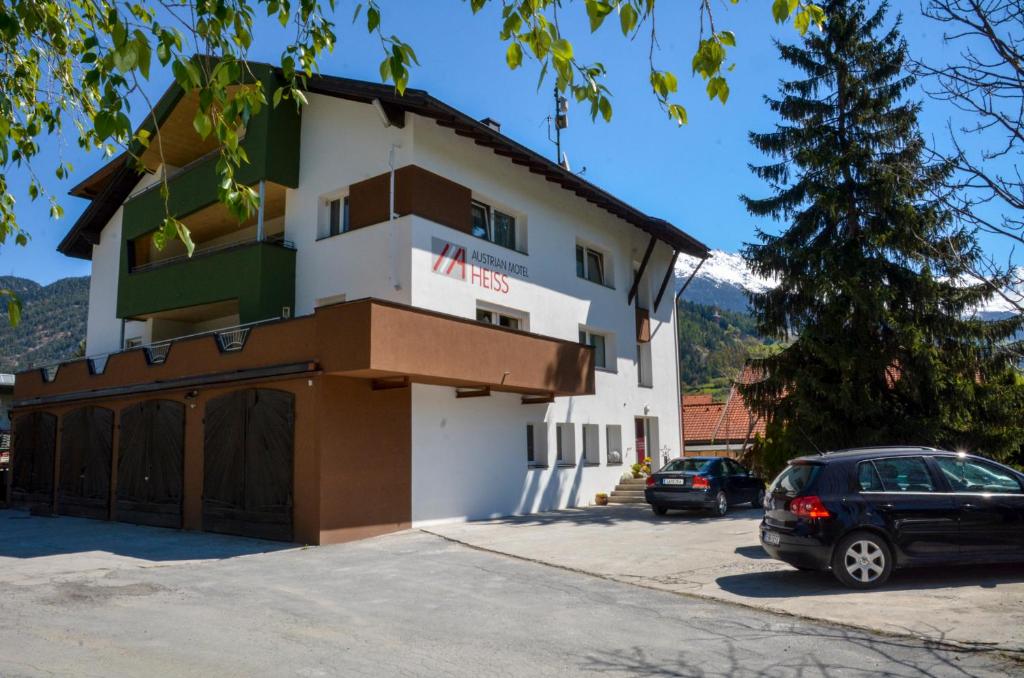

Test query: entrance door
[11,412,57,509]
[203,388,294,541]
[116,400,185,528]
[58,406,114,520]
[634,417,648,465]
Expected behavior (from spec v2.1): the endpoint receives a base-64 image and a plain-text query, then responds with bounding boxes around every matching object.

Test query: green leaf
[506,42,523,70]
[598,96,612,122]
[176,220,195,256]
[367,6,380,32]
[551,38,573,61]
[772,0,791,23]
[6,295,21,327]
[193,110,213,138]
[719,30,736,47]
[619,4,638,36]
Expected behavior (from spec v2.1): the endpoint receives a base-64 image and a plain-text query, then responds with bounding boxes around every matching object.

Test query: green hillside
[0,276,89,373]
[677,299,779,398]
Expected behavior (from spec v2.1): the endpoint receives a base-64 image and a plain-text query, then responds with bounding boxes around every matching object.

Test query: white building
[12,67,709,544]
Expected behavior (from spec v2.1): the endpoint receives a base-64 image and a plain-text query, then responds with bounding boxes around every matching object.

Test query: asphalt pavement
[0,511,1018,677]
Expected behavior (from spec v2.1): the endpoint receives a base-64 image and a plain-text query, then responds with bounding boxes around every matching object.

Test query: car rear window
[661,459,713,473]
[769,463,820,496]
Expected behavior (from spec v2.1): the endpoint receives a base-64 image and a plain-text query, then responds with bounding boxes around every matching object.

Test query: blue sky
[3,1,1005,284]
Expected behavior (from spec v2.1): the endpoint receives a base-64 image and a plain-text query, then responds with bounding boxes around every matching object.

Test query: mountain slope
[0,276,89,373]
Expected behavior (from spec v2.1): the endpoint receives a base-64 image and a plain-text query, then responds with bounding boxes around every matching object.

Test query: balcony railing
[131,234,293,273]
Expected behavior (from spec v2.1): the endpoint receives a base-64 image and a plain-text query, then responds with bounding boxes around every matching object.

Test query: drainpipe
[388,144,402,292]
[256,180,266,242]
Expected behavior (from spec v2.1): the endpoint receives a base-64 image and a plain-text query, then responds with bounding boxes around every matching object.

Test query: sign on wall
[431,236,529,295]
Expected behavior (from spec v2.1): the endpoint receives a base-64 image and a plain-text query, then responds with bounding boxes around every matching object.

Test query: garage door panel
[116,400,184,528]
[203,388,294,541]
[11,412,57,509]
[58,406,114,520]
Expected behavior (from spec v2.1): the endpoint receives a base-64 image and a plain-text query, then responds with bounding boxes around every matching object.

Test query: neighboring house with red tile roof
[682,367,766,458]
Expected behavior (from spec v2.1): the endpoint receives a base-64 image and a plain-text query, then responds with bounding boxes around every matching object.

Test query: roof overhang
[58,67,710,261]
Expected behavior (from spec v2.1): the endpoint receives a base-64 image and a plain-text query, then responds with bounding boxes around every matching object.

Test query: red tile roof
[683,367,766,445]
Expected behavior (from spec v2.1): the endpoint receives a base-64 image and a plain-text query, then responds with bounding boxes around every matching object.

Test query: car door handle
[962,503,976,509]
[877,503,895,510]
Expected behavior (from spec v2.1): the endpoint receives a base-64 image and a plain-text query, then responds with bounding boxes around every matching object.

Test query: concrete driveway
[1,510,1019,677]
[425,505,1024,654]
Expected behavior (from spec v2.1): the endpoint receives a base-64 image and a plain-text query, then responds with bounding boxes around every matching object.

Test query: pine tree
[740,0,1024,462]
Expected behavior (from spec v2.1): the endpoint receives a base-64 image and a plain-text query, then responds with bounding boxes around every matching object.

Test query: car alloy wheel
[831,531,893,589]
[714,491,728,517]
[843,540,886,584]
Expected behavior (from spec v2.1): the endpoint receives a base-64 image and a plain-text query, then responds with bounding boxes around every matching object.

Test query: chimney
[480,117,501,132]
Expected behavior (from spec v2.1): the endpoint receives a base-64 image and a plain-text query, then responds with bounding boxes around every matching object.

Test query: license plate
[662,478,686,485]
[762,530,781,546]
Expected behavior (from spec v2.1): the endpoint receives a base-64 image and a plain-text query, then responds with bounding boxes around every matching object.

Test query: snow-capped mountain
[674,249,1021,319]
[673,250,770,313]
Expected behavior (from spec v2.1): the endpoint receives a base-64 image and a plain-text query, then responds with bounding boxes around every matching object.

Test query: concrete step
[608,495,647,504]
[618,477,647,486]
[610,489,645,498]
[613,484,648,492]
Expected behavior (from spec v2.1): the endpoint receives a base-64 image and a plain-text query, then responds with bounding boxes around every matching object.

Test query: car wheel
[751,488,766,508]
[831,531,893,589]
[712,491,728,517]
[651,505,668,516]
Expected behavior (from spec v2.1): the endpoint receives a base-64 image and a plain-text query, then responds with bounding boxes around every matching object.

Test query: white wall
[287,94,415,314]
[86,172,166,356]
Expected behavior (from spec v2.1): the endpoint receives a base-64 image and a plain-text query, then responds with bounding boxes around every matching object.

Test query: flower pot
[595,494,609,506]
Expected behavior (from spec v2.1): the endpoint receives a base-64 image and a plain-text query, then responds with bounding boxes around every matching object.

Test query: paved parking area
[426,504,1024,654]
[1,510,1019,676]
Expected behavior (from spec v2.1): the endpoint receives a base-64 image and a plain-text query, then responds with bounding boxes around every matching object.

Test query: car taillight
[790,495,830,519]
[692,476,710,489]
[645,475,655,488]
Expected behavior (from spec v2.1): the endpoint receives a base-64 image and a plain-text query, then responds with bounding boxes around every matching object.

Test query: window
[578,329,609,370]
[576,244,609,286]
[769,463,821,497]
[857,462,884,492]
[477,307,524,330]
[471,200,517,251]
[582,424,600,465]
[637,342,653,387]
[606,425,623,465]
[525,422,548,466]
[722,459,746,476]
[872,457,935,492]
[935,457,1022,493]
[555,423,575,465]
[318,192,350,239]
[662,458,715,474]
[526,424,535,464]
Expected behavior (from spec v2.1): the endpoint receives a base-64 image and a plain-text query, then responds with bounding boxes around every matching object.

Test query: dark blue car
[644,456,766,517]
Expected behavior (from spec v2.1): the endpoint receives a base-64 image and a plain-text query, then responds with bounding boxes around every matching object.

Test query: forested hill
[0,276,89,373]
[676,299,779,396]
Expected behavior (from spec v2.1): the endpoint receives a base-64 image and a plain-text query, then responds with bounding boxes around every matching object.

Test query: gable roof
[683,367,766,445]
[59,70,709,261]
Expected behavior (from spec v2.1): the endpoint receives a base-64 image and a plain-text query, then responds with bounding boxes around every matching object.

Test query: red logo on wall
[431,236,513,294]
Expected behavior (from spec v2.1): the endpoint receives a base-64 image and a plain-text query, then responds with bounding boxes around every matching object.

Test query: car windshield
[661,459,714,474]
[769,463,820,496]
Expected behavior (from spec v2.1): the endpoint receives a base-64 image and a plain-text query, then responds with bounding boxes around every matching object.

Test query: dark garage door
[117,400,185,528]
[58,406,114,520]
[11,411,57,509]
[203,388,294,541]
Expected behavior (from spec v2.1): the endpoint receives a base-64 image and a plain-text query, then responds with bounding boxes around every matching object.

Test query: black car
[761,447,1024,589]
[645,457,766,517]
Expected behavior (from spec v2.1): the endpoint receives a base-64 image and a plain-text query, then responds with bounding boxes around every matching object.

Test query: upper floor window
[576,244,610,287]
[471,200,517,251]
[318,190,350,239]
[579,328,609,370]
